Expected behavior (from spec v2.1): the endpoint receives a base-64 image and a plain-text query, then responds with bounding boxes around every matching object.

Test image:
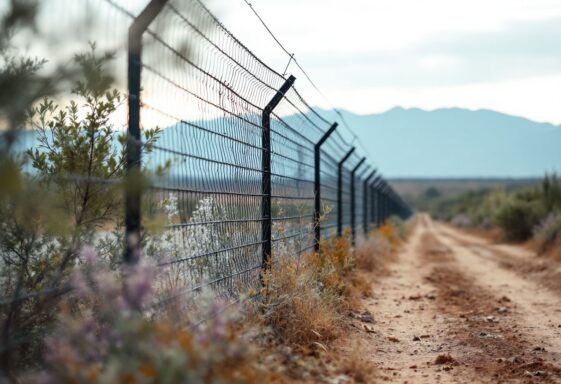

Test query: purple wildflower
[79,245,97,264]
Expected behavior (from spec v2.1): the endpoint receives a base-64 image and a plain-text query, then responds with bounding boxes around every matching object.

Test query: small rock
[485,316,496,323]
[388,336,400,342]
[509,356,524,364]
[499,296,511,303]
[533,346,546,352]
[420,334,430,339]
[434,354,457,365]
[409,295,422,301]
[533,370,546,377]
[426,294,436,300]
[479,332,488,337]
[409,365,417,369]
[360,310,375,323]
[496,307,508,314]
[413,336,421,341]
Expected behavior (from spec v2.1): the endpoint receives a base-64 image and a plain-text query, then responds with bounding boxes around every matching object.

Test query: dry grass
[343,220,408,311]
[545,243,561,262]
[259,255,342,348]
[337,343,377,383]
[355,233,393,273]
[248,219,410,381]
[254,231,360,351]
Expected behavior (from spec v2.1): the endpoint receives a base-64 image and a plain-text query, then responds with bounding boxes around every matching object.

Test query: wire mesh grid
[0,0,412,368]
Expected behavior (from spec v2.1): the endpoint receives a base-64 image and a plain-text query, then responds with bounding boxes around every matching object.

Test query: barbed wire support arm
[313,122,337,252]
[350,157,366,246]
[125,0,169,264]
[379,182,388,226]
[261,75,296,270]
[336,147,355,236]
[363,169,377,235]
[370,176,381,229]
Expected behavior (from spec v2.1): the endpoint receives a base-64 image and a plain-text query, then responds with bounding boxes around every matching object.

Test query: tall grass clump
[355,216,407,272]
[355,232,393,273]
[258,234,352,350]
[256,218,409,353]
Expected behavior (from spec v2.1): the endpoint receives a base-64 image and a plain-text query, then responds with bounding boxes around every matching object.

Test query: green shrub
[495,199,544,242]
[534,213,561,253]
[443,189,511,228]
[541,174,561,211]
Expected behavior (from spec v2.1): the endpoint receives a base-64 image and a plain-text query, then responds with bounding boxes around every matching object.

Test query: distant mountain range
[12,106,560,179]
[314,107,561,178]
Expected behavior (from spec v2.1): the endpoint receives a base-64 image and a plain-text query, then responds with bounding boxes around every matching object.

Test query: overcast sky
[202,0,561,124]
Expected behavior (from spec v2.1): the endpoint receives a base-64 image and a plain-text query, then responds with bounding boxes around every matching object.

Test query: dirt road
[362,215,561,383]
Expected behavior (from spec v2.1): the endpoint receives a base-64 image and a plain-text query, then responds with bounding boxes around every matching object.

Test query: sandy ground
[354,214,561,383]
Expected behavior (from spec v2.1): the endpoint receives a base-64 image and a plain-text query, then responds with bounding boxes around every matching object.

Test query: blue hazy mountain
[313,107,561,178]
[12,106,560,179]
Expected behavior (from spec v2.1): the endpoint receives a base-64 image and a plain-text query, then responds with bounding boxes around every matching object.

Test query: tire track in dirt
[433,222,561,356]
[436,225,561,296]
[426,218,561,383]
[361,216,480,383]
[362,215,561,383]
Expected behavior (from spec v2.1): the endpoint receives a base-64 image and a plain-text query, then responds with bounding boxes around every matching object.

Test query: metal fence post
[125,0,169,264]
[336,147,355,236]
[380,183,388,225]
[358,166,370,235]
[314,123,337,252]
[370,176,380,228]
[350,157,366,246]
[384,184,389,224]
[363,169,377,235]
[262,75,296,270]
[374,178,383,227]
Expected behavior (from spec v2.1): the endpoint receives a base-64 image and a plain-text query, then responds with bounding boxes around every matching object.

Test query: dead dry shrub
[310,231,354,293]
[256,231,359,349]
[252,224,408,376]
[259,255,342,349]
[354,233,393,273]
[341,271,372,310]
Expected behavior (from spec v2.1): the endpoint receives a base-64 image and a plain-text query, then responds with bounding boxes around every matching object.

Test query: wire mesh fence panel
[341,169,353,231]
[0,0,412,375]
[134,0,283,304]
[320,132,349,237]
[270,90,329,258]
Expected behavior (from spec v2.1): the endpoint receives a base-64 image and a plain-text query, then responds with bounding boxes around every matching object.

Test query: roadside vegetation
[415,175,561,257]
[6,219,407,383]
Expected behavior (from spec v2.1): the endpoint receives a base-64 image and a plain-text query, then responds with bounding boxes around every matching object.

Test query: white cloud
[418,55,461,70]
[207,0,561,124]
[326,73,561,124]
